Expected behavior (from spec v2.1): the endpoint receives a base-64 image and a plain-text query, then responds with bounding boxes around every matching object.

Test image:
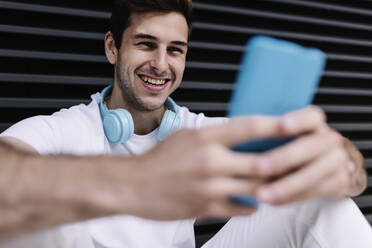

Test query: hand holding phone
[228,36,326,206]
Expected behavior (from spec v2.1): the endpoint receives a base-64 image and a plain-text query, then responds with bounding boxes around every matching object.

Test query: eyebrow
[133,33,188,47]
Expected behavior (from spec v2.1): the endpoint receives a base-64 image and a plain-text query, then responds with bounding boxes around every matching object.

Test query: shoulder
[178,106,228,129]
[53,94,102,132]
[0,93,105,155]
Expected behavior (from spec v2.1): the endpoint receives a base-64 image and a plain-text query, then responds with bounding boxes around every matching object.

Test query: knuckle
[199,161,213,178]
[339,150,349,165]
[266,151,291,174]
[198,147,218,176]
[198,182,213,199]
[327,130,343,147]
[252,158,272,176]
[190,128,214,147]
[331,145,345,160]
[310,105,327,122]
[246,117,265,133]
[281,149,296,165]
[244,180,261,195]
[334,148,349,169]
[338,170,350,187]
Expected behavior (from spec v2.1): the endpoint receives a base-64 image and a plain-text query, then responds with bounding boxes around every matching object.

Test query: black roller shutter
[1,0,371,246]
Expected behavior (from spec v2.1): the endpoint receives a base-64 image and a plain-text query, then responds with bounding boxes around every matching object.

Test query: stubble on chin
[115,54,173,112]
[116,69,164,112]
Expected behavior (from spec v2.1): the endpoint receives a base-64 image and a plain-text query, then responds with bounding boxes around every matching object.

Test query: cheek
[116,56,134,83]
[120,49,148,70]
[173,57,186,77]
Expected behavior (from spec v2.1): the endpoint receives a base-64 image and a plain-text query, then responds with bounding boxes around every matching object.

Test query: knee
[295,197,366,227]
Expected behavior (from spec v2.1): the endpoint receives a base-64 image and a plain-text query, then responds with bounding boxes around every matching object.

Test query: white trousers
[2,198,371,247]
[203,198,372,248]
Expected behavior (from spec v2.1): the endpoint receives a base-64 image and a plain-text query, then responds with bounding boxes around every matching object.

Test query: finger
[198,116,287,147]
[316,169,350,198]
[254,128,342,177]
[201,177,264,200]
[196,146,269,178]
[256,147,346,205]
[197,106,325,148]
[279,105,326,135]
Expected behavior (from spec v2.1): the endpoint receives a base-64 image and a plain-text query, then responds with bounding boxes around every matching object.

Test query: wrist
[80,155,143,218]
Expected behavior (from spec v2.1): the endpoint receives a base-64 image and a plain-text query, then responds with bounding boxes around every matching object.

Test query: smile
[138,74,169,86]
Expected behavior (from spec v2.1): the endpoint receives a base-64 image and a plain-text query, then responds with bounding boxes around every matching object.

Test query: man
[0,0,371,247]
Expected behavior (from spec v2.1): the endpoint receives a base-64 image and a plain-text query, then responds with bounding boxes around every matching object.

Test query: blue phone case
[228,36,326,206]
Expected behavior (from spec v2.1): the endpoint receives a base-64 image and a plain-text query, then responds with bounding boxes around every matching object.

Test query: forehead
[124,11,188,42]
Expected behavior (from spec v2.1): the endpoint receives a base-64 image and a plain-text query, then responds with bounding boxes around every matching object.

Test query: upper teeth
[142,76,166,85]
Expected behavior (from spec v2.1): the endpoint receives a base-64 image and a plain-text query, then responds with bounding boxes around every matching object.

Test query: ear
[104,31,118,65]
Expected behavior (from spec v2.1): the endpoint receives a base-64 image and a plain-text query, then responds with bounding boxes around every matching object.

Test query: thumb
[198,116,287,147]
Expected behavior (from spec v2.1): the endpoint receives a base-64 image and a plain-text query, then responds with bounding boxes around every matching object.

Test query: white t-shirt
[0,93,226,248]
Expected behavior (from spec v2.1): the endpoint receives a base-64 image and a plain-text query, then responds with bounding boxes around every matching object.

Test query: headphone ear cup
[157,109,180,140]
[103,109,134,143]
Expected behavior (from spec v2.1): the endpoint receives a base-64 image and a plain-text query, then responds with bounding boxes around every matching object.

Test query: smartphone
[229,35,326,152]
[228,35,326,206]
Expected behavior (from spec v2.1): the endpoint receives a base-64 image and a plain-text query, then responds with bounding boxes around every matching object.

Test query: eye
[136,41,156,49]
[168,46,184,54]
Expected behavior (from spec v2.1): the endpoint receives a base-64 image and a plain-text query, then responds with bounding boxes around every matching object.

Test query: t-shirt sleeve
[1,100,105,156]
[196,114,228,128]
[178,106,228,129]
[0,115,63,155]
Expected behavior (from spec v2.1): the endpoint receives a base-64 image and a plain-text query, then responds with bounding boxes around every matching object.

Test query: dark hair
[110,0,192,49]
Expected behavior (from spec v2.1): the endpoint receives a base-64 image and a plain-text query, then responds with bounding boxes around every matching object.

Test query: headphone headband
[98,85,112,119]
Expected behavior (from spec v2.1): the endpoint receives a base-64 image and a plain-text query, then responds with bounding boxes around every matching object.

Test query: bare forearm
[0,141,136,239]
[343,137,368,197]
[0,117,307,240]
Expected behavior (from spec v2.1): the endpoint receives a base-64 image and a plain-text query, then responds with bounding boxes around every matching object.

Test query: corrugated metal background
[1,0,372,245]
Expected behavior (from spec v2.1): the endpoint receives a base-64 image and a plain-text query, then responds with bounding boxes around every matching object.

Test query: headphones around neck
[98,85,181,143]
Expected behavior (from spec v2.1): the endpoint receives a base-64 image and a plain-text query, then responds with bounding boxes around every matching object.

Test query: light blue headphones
[98,85,181,143]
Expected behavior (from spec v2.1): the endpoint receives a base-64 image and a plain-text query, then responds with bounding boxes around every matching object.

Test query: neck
[105,85,166,135]
[129,107,165,135]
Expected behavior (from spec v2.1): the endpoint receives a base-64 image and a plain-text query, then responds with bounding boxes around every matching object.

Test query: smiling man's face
[114,11,188,112]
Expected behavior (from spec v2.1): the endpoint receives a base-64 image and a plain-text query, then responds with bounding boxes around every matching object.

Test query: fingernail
[257,188,275,203]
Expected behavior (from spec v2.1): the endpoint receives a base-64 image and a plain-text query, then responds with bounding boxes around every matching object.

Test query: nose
[150,47,169,75]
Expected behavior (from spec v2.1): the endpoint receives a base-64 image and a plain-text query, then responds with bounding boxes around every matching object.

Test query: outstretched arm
[0,138,136,239]
[0,115,293,239]
[1,107,364,239]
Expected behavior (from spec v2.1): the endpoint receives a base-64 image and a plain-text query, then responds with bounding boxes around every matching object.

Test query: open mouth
[138,74,170,86]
